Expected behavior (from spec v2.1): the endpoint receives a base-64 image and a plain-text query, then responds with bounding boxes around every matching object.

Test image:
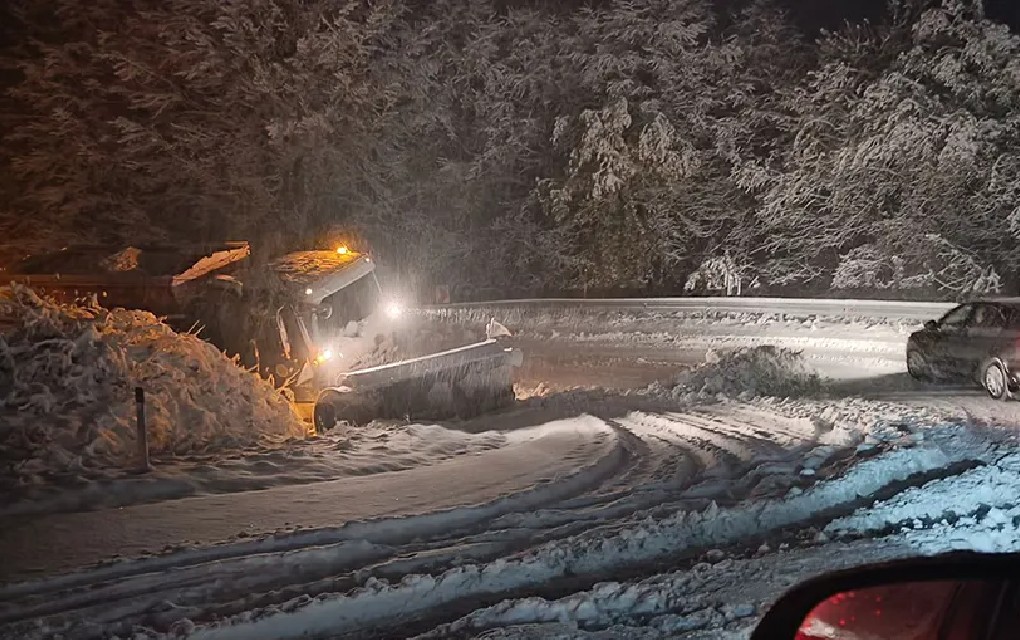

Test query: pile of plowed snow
[648,346,822,400]
[0,286,303,486]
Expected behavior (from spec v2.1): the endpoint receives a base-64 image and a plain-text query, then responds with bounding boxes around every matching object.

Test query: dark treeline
[1,0,1018,299]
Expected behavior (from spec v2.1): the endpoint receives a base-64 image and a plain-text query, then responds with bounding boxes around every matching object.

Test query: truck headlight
[384,301,403,319]
[314,349,337,365]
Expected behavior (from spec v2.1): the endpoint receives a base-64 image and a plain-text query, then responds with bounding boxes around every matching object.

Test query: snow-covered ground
[3,302,1019,640]
[0,423,509,517]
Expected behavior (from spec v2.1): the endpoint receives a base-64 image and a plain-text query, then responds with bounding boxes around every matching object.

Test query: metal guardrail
[425,297,958,322]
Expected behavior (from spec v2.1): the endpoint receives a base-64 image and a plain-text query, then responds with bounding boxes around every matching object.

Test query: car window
[972,304,1008,330]
[1003,307,1020,330]
[939,304,974,329]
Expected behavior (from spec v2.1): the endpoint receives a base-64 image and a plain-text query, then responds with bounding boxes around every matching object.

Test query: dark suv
[907,300,1020,399]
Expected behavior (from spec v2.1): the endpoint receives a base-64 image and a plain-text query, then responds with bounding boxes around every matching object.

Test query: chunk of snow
[642,347,821,400]
[486,317,512,340]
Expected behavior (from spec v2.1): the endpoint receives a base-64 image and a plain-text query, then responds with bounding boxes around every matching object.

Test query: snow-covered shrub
[831,237,1002,297]
[0,286,303,484]
[922,235,1003,296]
[891,234,1003,297]
[685,254,746,295]
[831,246,904,290]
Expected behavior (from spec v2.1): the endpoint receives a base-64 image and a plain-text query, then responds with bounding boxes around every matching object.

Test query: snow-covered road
[3,305,1020,640]
[0,415,618,581]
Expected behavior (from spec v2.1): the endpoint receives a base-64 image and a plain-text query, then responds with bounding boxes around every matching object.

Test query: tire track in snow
[0,418,625,615]
[172,425,998,640]
[464,406,818,536]
[0,403,831,638]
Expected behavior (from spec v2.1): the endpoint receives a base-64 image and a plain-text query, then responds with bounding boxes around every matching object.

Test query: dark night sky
[774,0,1020,32]
[1,2,1019,45]
[773,0,885,31]
[487,0,1020,33]
[986,0,1020,30]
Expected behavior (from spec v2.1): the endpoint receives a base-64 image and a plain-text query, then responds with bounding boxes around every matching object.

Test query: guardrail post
[135,386,151,472]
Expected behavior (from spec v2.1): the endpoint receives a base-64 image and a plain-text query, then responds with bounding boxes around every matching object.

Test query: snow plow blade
[313,339,522,431]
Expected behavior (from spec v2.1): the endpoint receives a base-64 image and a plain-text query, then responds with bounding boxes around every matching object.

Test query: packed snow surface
[0,285,304,491]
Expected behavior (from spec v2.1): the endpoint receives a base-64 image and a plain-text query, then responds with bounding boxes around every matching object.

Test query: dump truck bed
[270,251,376,305]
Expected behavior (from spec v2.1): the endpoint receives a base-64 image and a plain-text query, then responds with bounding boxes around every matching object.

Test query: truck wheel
[313,401,338,434]
[983,362,1008,401]
[315,387,381,432]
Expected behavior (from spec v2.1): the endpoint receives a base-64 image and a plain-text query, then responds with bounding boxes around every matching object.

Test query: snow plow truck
[5,242,522,432]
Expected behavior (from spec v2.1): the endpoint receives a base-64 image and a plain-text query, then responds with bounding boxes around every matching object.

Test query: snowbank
[643,347,822,400]
[825,449,1020,554]
[0,286,303,486]
[413,539,918,640]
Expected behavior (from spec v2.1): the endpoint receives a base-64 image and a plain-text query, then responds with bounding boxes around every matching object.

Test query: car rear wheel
[907,349,934,381]
[983,362,1008,401]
